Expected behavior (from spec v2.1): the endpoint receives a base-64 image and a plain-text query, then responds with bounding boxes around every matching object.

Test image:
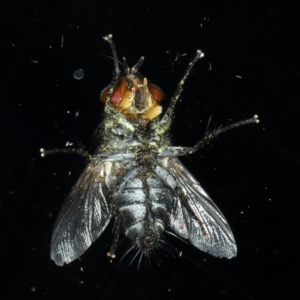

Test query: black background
[1,1,299,299]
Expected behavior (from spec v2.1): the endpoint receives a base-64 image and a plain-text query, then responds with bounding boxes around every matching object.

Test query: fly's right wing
[167,157,237,259]
[50,160,111,266]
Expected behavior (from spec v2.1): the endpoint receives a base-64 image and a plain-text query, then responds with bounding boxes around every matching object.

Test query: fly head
[101,57,164,124]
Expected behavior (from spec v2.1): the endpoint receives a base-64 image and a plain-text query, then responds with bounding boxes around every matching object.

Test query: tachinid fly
[41,34,259,266]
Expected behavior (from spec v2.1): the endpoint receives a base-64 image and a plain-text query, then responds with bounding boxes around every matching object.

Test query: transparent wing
[50,160,111,265]
[168,157,237,258]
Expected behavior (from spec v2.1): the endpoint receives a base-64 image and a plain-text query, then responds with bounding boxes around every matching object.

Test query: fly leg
[40,148,91,161]
[107,217,122,259]
[159,50,205,132]
[159,115,259,157]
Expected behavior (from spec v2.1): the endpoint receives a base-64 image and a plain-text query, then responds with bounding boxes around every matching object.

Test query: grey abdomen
[114,174,173,243]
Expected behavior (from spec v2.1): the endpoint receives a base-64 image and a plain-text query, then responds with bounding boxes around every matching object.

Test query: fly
[41,34,259,266]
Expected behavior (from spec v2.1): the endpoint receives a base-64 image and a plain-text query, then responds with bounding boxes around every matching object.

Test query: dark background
[1,1,299,299]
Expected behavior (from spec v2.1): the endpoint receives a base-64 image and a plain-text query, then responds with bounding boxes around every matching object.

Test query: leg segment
[159,115,259,157]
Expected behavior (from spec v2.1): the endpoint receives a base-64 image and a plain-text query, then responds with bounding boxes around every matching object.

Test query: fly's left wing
[167,157,237,258]
[50,160,111,265]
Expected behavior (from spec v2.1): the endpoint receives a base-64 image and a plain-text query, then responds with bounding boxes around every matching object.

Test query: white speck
[66,141,73,146]
[68,171,72,175]
[31,287,36,292]
[75,111,80,118]
[179,251,182,257]
[61,35,64,47]
[31,60,38,63]
[67,111,70,114]
[175,53,179,61]
[241,211,244,214]
[208,62,212,70]
[12,44,15,46]
[80,267,84,272]
[180,53,187,57]
[49,46,52,48]
[74,68,84,80]
[269,198,272,201]
[200,23,203,28]
[235,75,242,78]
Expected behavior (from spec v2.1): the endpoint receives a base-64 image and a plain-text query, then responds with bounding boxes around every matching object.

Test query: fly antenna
[123,56,145,75]
[122,57,130,75]
[131,56,144,74]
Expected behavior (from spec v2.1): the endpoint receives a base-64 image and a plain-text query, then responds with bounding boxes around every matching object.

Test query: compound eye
[148,84,164,103]
[110,89,122,104]
[100,86,122,104]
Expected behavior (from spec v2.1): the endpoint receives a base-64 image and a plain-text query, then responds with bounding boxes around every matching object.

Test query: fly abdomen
[114,174,170,253]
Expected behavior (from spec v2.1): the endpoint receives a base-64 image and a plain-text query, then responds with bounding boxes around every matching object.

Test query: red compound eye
[110,89,122,103]
[100,86,122,104]
[148,84,164,103]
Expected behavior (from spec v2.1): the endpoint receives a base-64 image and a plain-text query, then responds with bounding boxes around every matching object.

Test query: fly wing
[168,157,237,258]
[50,160,111,265]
